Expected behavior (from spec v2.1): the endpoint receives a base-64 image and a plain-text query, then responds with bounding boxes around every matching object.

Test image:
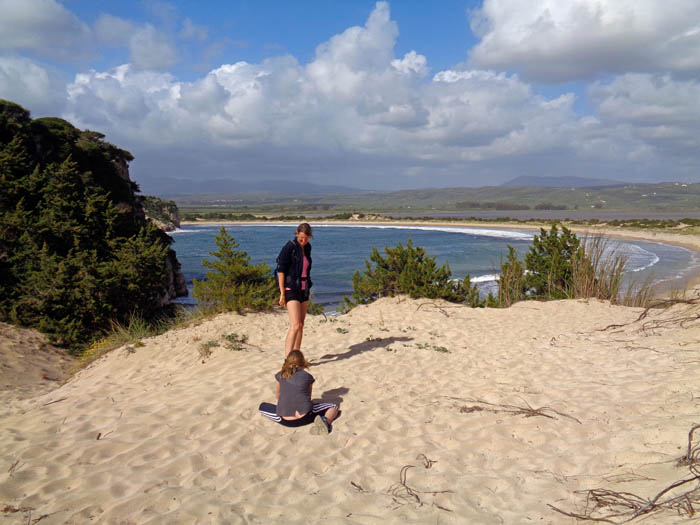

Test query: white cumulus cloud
[5,1,696,189]
[0,56,65,114]
[589,74,700,163]
[0,0,92,61]
[469,0,700,82]
[94,14,177,71]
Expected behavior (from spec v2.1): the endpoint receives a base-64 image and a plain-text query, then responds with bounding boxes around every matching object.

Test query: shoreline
[181,219,700,298]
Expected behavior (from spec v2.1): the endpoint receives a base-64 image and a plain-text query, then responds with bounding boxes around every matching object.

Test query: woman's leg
[310,403,339,434]
[324,405,338,424]
[292,300,309,351]
[312,403,339,424]
[285,300,303,356]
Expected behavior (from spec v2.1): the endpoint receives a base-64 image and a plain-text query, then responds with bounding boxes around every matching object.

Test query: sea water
[170,224,700,311]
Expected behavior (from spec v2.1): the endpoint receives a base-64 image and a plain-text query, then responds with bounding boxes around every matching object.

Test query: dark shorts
[284,288,310,303]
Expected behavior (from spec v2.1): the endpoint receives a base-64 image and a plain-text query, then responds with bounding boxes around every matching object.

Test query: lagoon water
[170,224,699,311]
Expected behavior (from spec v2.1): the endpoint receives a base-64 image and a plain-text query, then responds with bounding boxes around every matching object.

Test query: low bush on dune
[341,238,487,311]
[343,225,649,312]
[498,224,649,306]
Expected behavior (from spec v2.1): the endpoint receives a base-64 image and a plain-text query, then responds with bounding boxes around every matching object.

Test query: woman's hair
[296,222,313,238]
[280,350,310,379]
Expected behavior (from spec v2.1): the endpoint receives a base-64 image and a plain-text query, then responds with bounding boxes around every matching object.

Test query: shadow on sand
[311,336,413,365]
[317,387,349,406]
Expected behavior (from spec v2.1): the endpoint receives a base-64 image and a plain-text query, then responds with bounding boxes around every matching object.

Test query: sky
[1,0,700,193]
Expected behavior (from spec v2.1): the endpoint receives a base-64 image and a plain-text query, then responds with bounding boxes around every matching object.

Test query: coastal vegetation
[192,226,277,313]
[0,99,185,351]
[341,238,486,311]
[140,195,181,231]
[343,226,638,312]
[497,225,631,305]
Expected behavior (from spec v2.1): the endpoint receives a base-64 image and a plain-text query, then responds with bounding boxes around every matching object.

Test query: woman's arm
[278,272,286,306]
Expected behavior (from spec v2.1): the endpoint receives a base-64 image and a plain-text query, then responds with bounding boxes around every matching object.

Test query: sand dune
[2,292,699,524]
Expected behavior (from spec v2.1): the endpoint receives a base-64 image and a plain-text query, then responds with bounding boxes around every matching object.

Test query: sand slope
[1,296,699,524]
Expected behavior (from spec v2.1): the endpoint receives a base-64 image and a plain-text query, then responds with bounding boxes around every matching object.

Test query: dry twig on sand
[451,397,582,424]
[549,424,700,523]
[388,455,454,511]
[350,454,453,512]
[602,296,700,333]
[415,302,451,317]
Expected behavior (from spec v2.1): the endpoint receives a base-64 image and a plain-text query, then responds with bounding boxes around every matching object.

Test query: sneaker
[311,415,331,435]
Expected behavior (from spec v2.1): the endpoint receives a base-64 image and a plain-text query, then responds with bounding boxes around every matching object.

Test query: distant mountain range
[501,176,627,188]
[145,175,632,198]
[140,177,362,196]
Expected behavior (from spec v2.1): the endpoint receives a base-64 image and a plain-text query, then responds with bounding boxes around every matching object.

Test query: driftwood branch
[601,296,700,333]
[415,302,450,317]
[549,425,700,523]
[386,455,453,511]
[457,398,582,424]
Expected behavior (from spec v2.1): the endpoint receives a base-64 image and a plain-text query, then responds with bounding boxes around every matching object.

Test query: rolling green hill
[173,182,700,214]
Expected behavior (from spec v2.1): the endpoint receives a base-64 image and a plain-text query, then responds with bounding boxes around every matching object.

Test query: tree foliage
[0,99,182,350]
[192,227,277,313]
[523,224,583,299]
[342,238,483,310]
[496,224,626,305]
[497,245,527,307]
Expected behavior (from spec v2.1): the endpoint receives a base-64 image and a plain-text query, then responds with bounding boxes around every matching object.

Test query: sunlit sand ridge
[1,283,699,523]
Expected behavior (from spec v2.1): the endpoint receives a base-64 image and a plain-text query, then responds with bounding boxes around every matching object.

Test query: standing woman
[276,223,313,357]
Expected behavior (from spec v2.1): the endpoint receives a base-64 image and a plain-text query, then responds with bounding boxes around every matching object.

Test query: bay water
[170,224,699,311]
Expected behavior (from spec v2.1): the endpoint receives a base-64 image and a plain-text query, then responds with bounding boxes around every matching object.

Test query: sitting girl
[258,350,339,434]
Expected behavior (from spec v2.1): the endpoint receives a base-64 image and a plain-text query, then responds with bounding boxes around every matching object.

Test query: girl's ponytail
[280,350,310,379]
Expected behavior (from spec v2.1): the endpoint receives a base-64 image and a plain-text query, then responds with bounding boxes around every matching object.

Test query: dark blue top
[276,239,312,293]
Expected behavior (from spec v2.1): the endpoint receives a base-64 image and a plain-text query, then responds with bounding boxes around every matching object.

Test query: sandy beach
[2,228,700,524]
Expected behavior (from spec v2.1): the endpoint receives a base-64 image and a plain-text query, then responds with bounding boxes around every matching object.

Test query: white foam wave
[313,223,534,241]
[169,227,220,235]
[178,222,533,240]
[470,274,500,283]
[621,244,661,272]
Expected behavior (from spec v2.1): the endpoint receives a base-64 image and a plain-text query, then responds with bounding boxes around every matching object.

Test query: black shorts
[259,402,338,427]
[284,288,310,303]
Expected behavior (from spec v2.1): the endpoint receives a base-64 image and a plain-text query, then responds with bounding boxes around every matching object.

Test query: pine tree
[343,238,483,310]
[1,100,184,350]
[524,224,582,299]
[193,227,277,313]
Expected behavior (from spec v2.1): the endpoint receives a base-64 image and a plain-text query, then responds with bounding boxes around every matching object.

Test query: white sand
[2,291,700,523]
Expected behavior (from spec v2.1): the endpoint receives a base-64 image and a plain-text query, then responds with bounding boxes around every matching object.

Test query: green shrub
[307,299,325,315]
[192,227,277,313]
[497,246,527,307]
[496,226,648,306]
[524,225,582,299]
[342,238,483,310]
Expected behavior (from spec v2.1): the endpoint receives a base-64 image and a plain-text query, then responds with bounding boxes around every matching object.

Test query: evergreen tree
[524,224,582,299]
[193,227,277,313]
[343,238,483,310]
[0,99,184,350]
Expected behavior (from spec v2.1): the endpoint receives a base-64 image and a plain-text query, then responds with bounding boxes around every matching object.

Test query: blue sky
[2,0,700,193]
